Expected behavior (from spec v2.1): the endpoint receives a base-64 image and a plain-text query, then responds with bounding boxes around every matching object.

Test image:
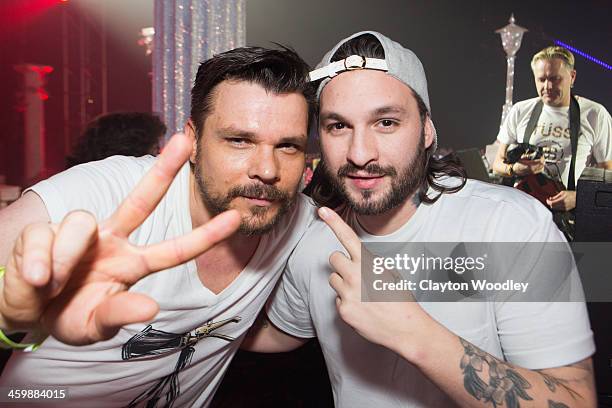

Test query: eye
[376,119,399,131]
[227,137,250,147]
[277,143,302,154]
[329,122,345,130]
[325,122,349,135]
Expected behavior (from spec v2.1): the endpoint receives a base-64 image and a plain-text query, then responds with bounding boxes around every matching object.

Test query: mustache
[227,183,289,201]
[337,163,397,178]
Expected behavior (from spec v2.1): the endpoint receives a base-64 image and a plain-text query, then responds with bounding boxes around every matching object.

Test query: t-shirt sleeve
[495,302,593,369]
[496,103,520,145]
[591,104,612,164]
[494,213,595,369]
[266,258,316,339]
[26,156,153,223]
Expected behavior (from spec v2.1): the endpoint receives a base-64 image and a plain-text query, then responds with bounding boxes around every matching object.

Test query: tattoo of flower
[460,338,533,407]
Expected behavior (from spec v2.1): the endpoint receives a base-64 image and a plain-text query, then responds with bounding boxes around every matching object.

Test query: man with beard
[243,32,596,407]
[0,46,317,407]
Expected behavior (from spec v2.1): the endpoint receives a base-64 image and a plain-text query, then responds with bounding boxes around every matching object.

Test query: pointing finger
[318,207,361,260]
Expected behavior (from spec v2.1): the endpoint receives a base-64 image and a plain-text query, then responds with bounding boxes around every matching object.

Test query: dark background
[1,0,610,186]
[246,0,611,151]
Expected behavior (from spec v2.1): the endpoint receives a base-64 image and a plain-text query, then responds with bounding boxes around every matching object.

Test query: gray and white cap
[310,30,437,151]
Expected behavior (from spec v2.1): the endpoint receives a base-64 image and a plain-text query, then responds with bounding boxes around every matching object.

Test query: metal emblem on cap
[308,55,389,82]
[344,55,366,70]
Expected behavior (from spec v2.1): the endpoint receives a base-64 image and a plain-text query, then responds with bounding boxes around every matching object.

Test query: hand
[0,133,241,345]
[318,207,428,355]
[546,190,576,211]
[512,156,545,176]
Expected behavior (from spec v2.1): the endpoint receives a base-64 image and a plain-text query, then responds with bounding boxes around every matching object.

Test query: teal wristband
[0,266,43,352]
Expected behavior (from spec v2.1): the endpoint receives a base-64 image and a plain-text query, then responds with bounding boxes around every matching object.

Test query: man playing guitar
[493,46,612,215]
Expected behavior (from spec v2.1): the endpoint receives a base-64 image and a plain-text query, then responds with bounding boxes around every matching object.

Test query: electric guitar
[505,143,564,206]
[505,143,575,240]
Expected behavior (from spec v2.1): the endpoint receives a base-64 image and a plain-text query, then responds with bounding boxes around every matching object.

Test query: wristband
[0,266,43,352]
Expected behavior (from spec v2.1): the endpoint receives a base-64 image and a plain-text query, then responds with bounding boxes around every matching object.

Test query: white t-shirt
[497,96,612,187]
[0,155,317,408]
[267,180,595,408]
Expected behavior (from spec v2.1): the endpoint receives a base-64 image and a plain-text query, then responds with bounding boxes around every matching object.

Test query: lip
[242,196,274,206]
[347,172,384,179]
[346,174,384,189]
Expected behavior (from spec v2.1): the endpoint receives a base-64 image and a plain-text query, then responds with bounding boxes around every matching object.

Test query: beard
[193,149,294,236]
[322,132,428,215]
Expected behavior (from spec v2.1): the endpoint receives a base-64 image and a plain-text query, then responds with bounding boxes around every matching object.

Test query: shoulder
[459,179,550,217]
[286,208,339,268]
[576,96,611,120]
[510,97,540,114]
[27,155,157,222]
[68,155,156,181]
[433,179,556,239]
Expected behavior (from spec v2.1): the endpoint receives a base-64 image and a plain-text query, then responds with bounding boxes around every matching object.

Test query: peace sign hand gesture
[0,133,241,346]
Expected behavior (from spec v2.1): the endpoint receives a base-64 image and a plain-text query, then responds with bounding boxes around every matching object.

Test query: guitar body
[514,173,564,206]
[514,173,575,241]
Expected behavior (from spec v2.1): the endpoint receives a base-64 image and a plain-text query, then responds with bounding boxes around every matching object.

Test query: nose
[248,147,279,184]
[346,127,378,168]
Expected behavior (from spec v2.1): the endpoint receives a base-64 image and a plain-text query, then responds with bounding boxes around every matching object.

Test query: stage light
[555,40,611,71]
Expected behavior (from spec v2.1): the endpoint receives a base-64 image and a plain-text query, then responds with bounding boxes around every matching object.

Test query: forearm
[492,161,513,177]
[393,318,596,408]
[491,144,512,176]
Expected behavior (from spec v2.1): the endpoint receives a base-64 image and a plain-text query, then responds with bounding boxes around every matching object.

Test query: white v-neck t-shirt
[1,155,317,407]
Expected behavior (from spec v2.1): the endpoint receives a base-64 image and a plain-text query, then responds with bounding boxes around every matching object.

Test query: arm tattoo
[538,372,580,399]
[460,338,533,407]
[535,359,591,401]
[548,400,569,408]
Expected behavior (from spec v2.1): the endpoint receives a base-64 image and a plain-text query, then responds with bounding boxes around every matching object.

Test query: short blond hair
[531,46,575,71]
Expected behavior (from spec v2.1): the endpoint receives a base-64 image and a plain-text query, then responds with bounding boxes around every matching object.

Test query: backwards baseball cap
[310,30,437,151]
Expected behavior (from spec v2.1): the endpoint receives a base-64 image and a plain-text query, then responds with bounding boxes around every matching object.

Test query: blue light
[554,40,611,71]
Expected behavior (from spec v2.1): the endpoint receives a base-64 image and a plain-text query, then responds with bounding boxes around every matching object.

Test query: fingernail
[318,207,330,219]
[28,262,46,284]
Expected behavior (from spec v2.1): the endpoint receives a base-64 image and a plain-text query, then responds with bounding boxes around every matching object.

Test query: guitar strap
[522,95,581,190]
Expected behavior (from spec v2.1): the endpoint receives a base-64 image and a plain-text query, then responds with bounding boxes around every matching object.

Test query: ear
[423,115,436,150]
[184,120,198,164]
[570,69,577,87]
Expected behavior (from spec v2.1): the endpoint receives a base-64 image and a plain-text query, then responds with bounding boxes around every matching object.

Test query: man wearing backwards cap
[243,31,596,407]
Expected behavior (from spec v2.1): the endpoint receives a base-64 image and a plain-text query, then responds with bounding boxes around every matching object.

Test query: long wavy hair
[304,34,466,208]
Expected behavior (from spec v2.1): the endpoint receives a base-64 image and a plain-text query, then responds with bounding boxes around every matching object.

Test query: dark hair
[306,34,466,207]
[67,112,166,167]
[190,45,316,138]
